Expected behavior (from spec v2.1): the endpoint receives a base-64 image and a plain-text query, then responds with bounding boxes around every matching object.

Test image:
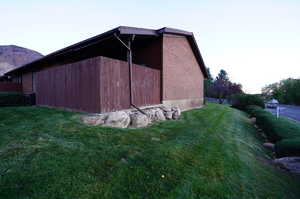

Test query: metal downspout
[114,33,146,115]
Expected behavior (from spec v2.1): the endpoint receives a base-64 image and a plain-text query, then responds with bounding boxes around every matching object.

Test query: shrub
[0,92,35,106]
[275,138,300,157]
[246,105,300,142]
[230,94,265,110]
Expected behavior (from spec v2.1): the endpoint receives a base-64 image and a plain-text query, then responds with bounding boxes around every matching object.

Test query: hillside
[0,45,43,76]
[0,103,300,198]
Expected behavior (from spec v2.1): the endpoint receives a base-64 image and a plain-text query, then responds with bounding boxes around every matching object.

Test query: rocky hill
[0,45,43,76]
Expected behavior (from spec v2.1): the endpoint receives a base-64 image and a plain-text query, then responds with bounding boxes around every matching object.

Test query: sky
[1,0,300,93]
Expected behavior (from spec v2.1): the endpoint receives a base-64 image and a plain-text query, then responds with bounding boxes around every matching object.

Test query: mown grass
[0,103,300,199]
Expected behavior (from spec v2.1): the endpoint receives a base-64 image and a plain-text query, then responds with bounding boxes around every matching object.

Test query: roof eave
[118,26,158,36]
[157,27,193,36]
[5,26,208,78]
[5,27,121,75]
[189,35,208,78]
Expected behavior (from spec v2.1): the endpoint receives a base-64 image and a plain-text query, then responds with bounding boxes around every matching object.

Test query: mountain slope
[0,45,43,76]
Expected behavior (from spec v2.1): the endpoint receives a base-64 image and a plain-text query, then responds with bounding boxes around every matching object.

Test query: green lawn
[0,103,300,199]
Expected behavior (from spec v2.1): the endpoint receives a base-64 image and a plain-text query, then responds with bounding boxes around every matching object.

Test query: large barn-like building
[5,26,207,113]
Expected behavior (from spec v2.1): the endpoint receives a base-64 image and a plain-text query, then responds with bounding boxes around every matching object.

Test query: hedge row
[245,105,300,157]
[0,92,35,106]
[275,138,300,157]
[229,94,265,110]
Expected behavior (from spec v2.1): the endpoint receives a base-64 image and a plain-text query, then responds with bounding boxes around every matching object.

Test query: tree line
[205,67,243,103]
[262,78,300,105]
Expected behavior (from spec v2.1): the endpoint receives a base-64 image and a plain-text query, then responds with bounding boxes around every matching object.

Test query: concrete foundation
[162,98,204,111]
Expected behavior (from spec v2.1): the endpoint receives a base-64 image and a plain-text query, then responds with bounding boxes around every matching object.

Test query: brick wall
[162,34,204,109]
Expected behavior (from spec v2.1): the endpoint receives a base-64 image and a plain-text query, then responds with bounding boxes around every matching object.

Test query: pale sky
[1,0,300,93]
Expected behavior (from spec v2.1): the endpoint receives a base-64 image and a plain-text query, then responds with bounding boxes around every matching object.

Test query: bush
[246,105,300,142]
[0,92,35,106]
[230,94,265,110]
[275,138,300,157]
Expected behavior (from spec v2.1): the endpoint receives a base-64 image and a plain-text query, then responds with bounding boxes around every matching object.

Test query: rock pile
[82,106,181,128]
[274,157,300,175]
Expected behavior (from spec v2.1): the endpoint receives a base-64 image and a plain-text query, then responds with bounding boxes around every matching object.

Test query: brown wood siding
[100,57,130,112]
[22,72,33,93]
[132,64,161,106]
[0,82,22,92]
[35,56,161,113]
[36,57,101,113]
[100,56,161,113]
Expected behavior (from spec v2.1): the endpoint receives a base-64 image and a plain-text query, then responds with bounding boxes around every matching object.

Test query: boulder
[263,142,275,151]
[160,106,172,112]
[130,113,150,128]
[257,128,263,132]
[104,111,130,128]
[144,109,154,120]
[151,137,161,141]
[145,108,165,122]
[164,111,173,120]
[172,107,181,120]
[154,109,166,121]
[274,157,300,174]
[82,114,107,125]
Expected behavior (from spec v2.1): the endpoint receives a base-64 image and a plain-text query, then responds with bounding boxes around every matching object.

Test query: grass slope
[0,103,300,199]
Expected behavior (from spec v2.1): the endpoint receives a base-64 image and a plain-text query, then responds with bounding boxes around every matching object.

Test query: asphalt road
[266,105,300,123]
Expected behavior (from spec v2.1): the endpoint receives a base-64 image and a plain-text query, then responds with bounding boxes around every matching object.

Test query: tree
[216,69,229,82]
[204,67,214,97]
[262,83,278,100]
[204,68,243,103]
[262,78,300,105]
[228,82,243,96]
[210,69,243,103]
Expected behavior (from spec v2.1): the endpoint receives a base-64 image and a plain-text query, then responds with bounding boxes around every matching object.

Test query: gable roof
[5,26,208,78]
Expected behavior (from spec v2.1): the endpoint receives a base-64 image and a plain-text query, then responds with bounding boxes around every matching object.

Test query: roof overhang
[5,26,208,78]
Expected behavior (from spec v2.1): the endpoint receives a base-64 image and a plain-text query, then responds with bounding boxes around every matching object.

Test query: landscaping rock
[251,117,256,124]
[263,142,275,151]
[104,111,130,128]
[164,111,173,120]
[151,137,161,141]
[144,109,156,122]
[82,114,107,125]
[120,158,128,164]
[274,157,300,174]
[172,107,181,120]
[82,105,182,128]
[160,106,172,112]
[130,113,150,128]
[154,109,166,121]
